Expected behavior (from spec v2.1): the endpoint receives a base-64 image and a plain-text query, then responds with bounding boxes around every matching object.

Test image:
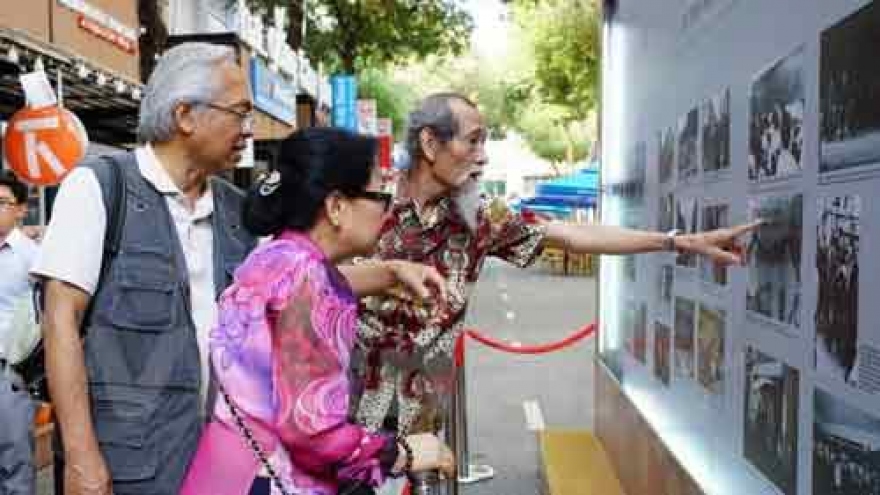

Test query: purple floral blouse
[182,232,396,495]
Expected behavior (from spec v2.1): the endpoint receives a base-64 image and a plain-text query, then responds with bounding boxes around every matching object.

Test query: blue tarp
[522,167,599,210]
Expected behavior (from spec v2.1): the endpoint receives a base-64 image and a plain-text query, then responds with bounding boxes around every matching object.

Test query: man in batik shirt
[343,93,758,438]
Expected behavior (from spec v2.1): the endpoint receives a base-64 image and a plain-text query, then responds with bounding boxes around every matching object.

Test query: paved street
[38,259,597,495]
[460,259,597,495]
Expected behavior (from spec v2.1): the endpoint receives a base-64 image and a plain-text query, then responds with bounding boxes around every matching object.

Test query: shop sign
[3,105,89,186]
[357,99,378,136]
[237,1,299,77]
[331,75,357,131]
[78,15,137,53]
[250,57,296,125]
[57,0,138,52]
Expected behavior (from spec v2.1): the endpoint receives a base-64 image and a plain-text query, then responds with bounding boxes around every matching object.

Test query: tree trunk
[286,0,304,50]
[138,0,168,82]
[341,49,356,73]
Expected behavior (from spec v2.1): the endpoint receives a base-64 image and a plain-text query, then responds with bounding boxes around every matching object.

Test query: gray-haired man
[33,42,257,494]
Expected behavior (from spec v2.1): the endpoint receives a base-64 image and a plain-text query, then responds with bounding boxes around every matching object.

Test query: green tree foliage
[517,102,593,171]
[246,0,474,73]
[513,0,600,121]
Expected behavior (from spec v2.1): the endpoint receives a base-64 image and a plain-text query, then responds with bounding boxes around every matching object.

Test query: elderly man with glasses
[32,43,258,494]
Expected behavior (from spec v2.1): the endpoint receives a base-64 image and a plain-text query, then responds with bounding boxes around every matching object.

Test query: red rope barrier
[454,322,598,367]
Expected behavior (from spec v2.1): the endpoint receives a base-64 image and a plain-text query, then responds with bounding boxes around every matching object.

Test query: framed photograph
[816,195,861,387]
[674,297,696,379]
[746,194,803,328]
[820,1,880,174]
[743,347,799,495]
[702,88,731,174]
[659,126,675,184]
[813,388,880,494]
[749,48,805,182]
[654,321,672,386]
[697,305,725,395]
[678,108,699,183]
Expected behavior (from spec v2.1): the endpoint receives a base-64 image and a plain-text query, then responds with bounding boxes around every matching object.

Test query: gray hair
[405,92,477,162]
[137,42,238,143]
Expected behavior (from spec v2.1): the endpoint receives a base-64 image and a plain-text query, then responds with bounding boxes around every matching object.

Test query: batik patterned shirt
[353,195,546,435]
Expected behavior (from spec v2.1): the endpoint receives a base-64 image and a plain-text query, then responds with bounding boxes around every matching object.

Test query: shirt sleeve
[30,167,106,295]
[273,265,396,487]
[485,199,547,268]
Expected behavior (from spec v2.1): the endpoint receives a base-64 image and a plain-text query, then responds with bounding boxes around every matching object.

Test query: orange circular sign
[3,106,88,186]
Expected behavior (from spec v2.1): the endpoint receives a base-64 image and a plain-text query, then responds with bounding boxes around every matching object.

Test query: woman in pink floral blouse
[182,128,454,495]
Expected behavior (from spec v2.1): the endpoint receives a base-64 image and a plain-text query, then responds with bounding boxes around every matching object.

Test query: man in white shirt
[33,43,257,494]
[0,170,39,495]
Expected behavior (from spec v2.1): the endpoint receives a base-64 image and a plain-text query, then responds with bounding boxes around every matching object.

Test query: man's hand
[387,260,447,303]
[675,220,764,266]
[65,449,113,495]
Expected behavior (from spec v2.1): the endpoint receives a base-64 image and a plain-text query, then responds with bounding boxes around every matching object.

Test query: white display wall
[599,1,880,494]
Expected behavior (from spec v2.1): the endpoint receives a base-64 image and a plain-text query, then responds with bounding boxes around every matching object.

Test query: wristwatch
[662,229,680,252]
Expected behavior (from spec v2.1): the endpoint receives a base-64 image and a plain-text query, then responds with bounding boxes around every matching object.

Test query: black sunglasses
[351,190,394,212]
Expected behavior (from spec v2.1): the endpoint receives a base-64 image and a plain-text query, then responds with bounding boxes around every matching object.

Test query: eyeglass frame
[196,101,255,133]
[0,198,20,211]
[349,190,394,212]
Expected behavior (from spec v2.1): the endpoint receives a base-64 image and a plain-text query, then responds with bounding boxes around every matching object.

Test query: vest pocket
[108,250,177,332]
[109,281,176,331]
[92,389,158,481]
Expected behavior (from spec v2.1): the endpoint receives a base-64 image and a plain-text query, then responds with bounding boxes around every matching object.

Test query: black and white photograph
[744,347,799,495]
[697,305,725,395]
[654,321,672,386]
[700,203,729,286]
[702,88,731,173]
[659,126,675,184]
[674,296,696,379]
[816,195,860,386]
[656,264,674,314]
[626,302,648,364]
[658,192,675,232]
[813,388,880,495]
[678,108,699,183]
[746,194,803,328]
[676,197,699,267]
[623,255,637,282]
[820,1,880,174]
[749,48,805,182]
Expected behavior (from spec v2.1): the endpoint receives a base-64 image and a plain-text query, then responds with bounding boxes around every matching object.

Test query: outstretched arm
[543,221,761,266]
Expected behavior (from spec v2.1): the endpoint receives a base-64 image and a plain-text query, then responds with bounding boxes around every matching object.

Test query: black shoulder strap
[80,153,128,332]
[100,154,128,264]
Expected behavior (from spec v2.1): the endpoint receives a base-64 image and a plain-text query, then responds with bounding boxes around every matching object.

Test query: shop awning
[0,28,142,146]
[521,166,599,210]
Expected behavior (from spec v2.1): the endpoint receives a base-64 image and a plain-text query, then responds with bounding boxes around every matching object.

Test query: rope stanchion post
[453,363,469,482]
[411,321,598,495]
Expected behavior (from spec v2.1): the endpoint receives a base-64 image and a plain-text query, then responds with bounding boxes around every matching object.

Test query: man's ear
[420,128,438,162]
[175,103,198,136]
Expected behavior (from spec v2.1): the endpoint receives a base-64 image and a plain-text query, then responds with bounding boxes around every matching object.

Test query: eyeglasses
[199,102,254,133]
[351,190,394,212]
[0,199,18,210]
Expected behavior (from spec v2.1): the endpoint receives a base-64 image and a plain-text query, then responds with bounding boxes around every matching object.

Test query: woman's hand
[387,261,447,304]
[400,433,455,478]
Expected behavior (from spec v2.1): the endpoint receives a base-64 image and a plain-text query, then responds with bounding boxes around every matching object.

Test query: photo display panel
[599,1,880,494]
